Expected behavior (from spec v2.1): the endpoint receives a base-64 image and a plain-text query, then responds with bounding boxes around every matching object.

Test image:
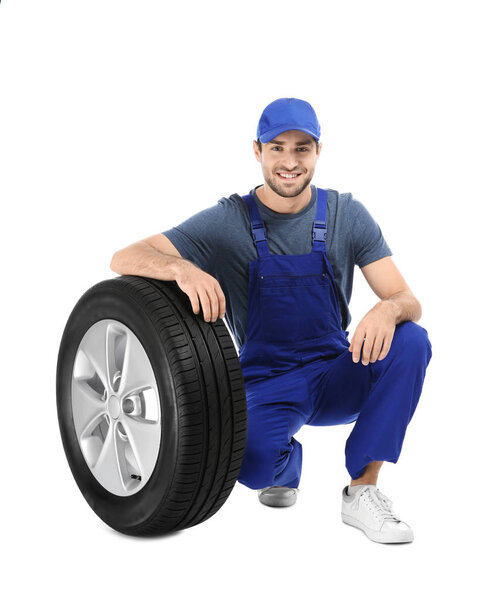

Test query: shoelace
[353,487,401,522]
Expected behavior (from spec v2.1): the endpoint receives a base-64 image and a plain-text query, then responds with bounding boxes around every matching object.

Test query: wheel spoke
[119,332,156,398]
[92,422,126,494]
[120,414,161,480]
[72,378,106,439]
[80,322,111,392]
[72,319,161,496]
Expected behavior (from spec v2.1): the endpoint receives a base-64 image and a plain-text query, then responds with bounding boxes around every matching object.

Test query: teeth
[279,173,299,178]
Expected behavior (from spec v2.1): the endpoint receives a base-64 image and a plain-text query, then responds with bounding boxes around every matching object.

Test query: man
[110,97,432,544]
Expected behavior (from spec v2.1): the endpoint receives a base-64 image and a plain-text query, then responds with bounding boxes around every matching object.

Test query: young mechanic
[110,98,432,544]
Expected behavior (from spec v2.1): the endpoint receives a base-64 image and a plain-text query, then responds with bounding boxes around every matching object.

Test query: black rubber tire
[56,275,247,536]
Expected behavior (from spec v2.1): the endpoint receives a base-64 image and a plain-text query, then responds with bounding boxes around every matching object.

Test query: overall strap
[312,187,328,253]
[242,187,328,256]
[242,193,271,256]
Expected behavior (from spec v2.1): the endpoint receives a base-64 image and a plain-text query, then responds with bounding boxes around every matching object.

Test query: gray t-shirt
[162,184,392,351]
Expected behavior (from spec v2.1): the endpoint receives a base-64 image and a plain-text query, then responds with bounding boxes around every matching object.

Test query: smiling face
[253,129,322,198]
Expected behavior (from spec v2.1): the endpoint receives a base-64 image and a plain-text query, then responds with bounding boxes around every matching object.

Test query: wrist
[380,299,400,323]
[171,257,189,280]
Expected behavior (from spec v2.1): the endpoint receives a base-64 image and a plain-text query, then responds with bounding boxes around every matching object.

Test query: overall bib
[237,187,432,490]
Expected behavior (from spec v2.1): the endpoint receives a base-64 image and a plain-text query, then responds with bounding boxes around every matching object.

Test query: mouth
[276,172,302,181]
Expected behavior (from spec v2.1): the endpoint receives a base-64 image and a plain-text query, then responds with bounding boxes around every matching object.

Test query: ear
[253,140,262,162]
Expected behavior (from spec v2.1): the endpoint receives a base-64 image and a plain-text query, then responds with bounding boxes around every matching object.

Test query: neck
[256,184,312,214]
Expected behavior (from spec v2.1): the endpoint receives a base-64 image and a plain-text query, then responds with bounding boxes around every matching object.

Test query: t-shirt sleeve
[161,202,225,276]
[346,193,393,268]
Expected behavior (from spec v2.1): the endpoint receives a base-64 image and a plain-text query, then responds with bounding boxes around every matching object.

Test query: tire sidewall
[57,282,179,533]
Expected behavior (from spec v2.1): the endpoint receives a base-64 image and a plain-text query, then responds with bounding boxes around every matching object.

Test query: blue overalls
[237,187,432,489]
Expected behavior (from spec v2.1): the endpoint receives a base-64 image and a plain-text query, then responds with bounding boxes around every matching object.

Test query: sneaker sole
[341,513,414,544]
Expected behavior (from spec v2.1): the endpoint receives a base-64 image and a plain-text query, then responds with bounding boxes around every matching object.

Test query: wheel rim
[71,319,162,496]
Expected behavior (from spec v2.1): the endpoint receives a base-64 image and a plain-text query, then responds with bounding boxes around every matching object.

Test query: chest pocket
[259,273,338,343]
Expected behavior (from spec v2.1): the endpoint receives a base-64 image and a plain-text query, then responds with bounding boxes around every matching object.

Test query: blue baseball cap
[256,97,321,144]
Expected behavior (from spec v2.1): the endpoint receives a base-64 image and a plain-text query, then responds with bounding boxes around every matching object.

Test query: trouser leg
[237,368,311,490]
[306,321,433,480]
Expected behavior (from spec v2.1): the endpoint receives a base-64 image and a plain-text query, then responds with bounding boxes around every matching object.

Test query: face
[253,129,322,198]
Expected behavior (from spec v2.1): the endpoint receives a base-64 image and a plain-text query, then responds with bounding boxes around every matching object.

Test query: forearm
[110,242,190,281]
[377,290,422,325]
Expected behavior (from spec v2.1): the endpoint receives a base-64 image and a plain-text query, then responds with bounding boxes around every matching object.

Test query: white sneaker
[258,486,299,507]
[341,484,414,543]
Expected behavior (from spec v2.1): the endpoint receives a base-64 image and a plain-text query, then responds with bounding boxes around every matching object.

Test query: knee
[395,321,432,365]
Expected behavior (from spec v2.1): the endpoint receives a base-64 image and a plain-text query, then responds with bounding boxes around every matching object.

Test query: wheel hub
[108,394,121,419]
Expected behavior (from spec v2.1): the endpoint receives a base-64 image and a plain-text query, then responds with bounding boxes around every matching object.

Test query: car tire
[56,275,247,536]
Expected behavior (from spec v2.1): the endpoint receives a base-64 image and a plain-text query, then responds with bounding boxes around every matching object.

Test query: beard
[263,169,313,198]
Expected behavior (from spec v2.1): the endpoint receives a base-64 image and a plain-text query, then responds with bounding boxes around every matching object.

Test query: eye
[297,147,309,152]
[272,146,282,151]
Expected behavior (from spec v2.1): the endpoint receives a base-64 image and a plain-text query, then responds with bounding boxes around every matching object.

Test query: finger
[350,333,365,363]
[188,290,200,315]
[369,334,384,363]
[214,282,226,319]
[362,331,380,365]
[197,287,211,322]
[378,333,394,360]
[361,334,375,366]
[206,286,219,321]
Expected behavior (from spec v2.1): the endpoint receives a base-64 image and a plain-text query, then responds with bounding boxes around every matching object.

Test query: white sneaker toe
[380,519,414,542]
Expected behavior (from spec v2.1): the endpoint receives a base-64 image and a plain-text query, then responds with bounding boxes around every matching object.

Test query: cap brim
[259,125,320,144]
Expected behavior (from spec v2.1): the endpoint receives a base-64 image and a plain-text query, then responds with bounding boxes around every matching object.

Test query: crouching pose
[111,97,433,544]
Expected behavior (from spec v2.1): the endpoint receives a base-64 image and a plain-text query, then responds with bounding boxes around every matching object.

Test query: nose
[280,152,300,170]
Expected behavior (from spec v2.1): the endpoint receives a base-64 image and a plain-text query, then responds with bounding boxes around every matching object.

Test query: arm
[349,256,422,365]
[110,234,188,281]
[110,234,226,323]
[360,255,422,325]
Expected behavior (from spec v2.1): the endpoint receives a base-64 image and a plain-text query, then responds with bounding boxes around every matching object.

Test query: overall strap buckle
[251,222,266,243]
[312,220,327,242]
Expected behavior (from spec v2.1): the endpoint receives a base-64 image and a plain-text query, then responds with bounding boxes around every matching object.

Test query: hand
[175,261,226,323]
[348,301,397,365]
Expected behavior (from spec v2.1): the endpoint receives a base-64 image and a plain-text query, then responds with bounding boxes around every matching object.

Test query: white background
[1,0,491,597]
